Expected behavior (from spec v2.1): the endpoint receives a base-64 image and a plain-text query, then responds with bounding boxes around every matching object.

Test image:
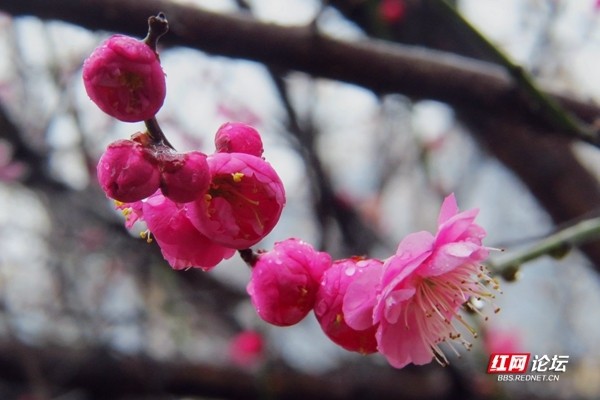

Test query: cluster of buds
[84,14,497,370]
[84,15,285,270]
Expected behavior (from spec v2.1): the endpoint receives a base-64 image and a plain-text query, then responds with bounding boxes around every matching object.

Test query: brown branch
[4,0,600,269]
[0,340,475,400]
[1,0,599,144]
[460,111,600,266]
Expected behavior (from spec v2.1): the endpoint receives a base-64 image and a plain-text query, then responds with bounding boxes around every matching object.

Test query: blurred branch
[0,103,67,192]
[0,340,470,400]
[268,67,388,255]
[1,0,600,146]
[488,216,600,280]
[460,110,600,274]
[321,0,600,273]
[433,0,595,144]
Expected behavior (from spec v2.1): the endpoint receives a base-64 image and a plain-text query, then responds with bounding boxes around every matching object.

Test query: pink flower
[158,150,210,203]
[229,330,265,368]
[344,194,497,368]
[140,191,235,270]
[315,257,381,354]
[83,34,166,122]
[187,152,286,249]
[97,139,160,203]
[215,122,264,157]
[247,239,332,326]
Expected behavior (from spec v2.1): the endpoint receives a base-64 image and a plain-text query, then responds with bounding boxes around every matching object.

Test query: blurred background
[0,0,600,399]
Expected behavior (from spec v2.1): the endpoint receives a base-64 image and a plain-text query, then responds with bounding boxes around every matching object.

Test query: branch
[0,340,471,400]
[1,0,600,145]
[434,0,595,143]
[459,110,600,273]
[489,216,600,280]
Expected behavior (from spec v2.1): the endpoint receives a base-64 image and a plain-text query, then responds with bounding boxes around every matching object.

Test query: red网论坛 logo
[487,353,531,373]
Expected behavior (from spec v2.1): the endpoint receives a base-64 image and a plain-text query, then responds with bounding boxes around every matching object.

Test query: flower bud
[215,122,264,157]
[315,257,381,354]
[83,34,166,122]
[158,150,210,203]
[97,139,160,202]
[247,239,332,326]
[187,152,285,249]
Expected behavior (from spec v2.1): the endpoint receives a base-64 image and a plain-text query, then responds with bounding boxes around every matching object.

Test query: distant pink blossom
[215,122,264,157]
[0,140,27,182]
[158,150,210,203]
[484,328,522,355]
[379,0,406,23]
[247,239,332,326]
[344,194,496,368]
[139,191,235,270]
[187,152,285,249]
[229,330,264,368]
[83,34,166,122]
[315,257,381,354]
[97,139,160,203]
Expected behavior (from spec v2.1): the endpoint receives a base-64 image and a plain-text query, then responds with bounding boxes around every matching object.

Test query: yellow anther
[232,172,244,183]
[140,230,153,244]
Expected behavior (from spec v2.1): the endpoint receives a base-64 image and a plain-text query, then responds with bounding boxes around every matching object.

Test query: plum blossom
[117,191,235,270]
[142,192,236,270]
[158,150,210,203]
[97,139,160,203]
[344,194,498,368]
[83,34,166,122]
[187,152,285,249]
[314,257,382,354]
[215,122,264,157]
[98,132,211,204]
[247,239,332,326]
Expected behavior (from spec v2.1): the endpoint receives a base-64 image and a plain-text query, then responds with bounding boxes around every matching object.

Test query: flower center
[411,263,501,365]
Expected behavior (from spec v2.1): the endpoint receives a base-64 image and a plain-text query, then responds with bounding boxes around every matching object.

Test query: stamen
[140,229,153,243]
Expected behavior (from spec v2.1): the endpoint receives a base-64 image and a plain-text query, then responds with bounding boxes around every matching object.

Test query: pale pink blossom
[158,150,210,203]
[315,257,381,354]
[247,239,332,326]
[187,152,285,249]
[215,122,264,157]
[83,34,166,122]
[135,191,235,270]
[97,139,160,203]
[344,194,497,368]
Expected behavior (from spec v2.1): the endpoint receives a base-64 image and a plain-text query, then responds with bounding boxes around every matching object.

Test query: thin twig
[488,216,600,280]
